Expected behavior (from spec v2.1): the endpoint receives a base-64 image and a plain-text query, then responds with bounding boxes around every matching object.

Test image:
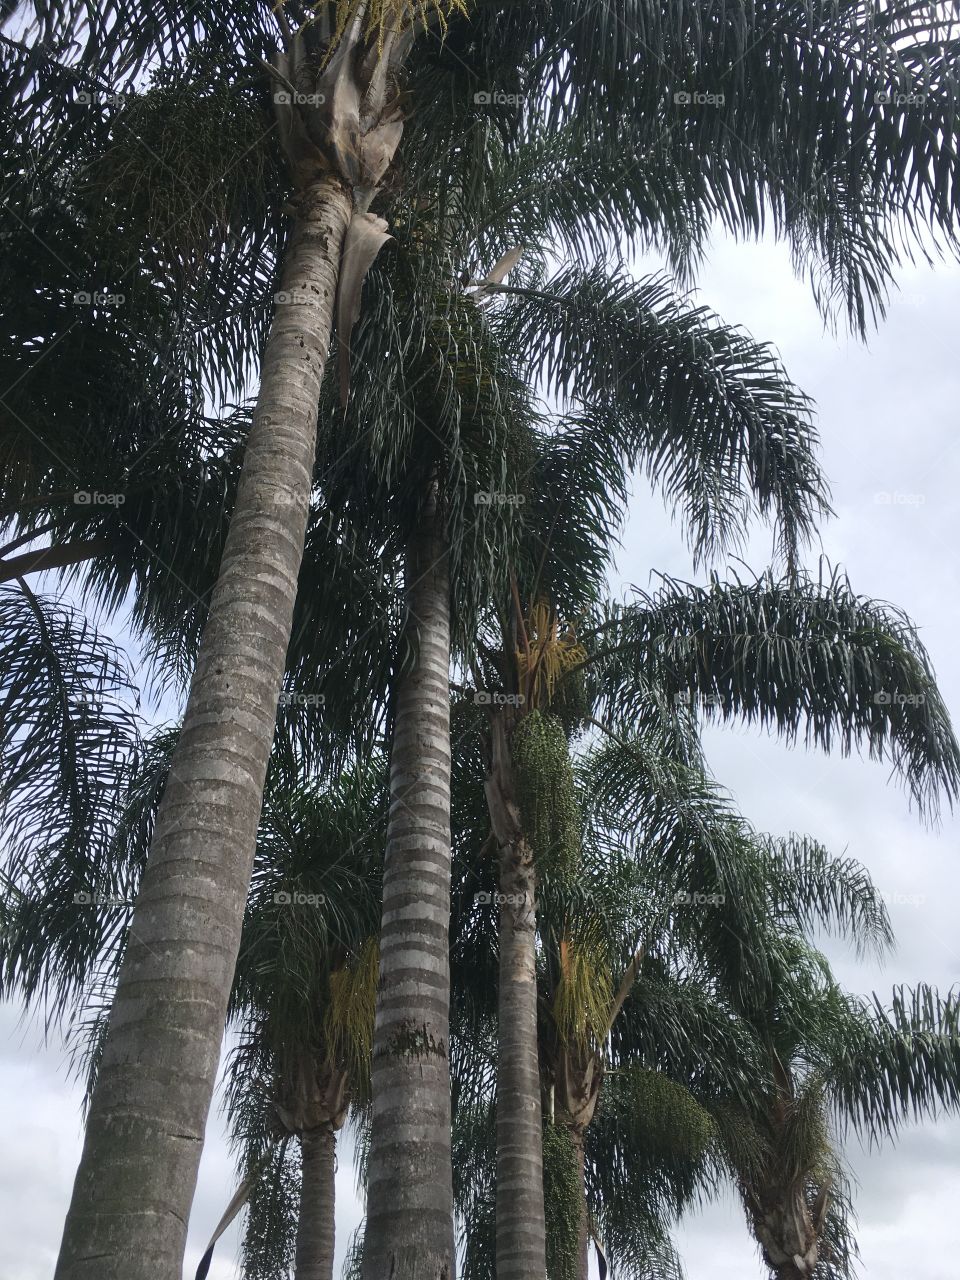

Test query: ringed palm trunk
[363,490,455,1280]
[54,172,353,1280]
[484,712,547,1280]
[295,1125,338,1280]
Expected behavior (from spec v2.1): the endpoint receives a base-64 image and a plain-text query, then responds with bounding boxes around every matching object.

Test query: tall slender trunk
[496,840,547,1279]
[569,1125,589,1280]
[363,492,455,1280]
[485,713,547,1280]
[54,172,353,1280]
[295,1126,338,1280]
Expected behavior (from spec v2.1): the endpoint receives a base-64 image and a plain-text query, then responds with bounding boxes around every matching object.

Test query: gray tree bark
[53,172,354,1280]
[295,1126,338,1280]
[362,492,455,1280]
[484,712,547,1280]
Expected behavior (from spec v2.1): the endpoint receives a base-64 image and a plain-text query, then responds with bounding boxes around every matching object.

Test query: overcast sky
[3,234,959,1279]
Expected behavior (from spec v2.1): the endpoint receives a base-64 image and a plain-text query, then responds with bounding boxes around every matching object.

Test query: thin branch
[603,947,645,1042]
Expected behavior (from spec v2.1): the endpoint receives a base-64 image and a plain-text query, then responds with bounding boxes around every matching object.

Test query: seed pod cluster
[511,709,581,883]
[542,1121,583,1280]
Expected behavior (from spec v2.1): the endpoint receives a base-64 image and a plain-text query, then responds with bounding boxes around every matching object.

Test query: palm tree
[221,761,386,1280]
[1,9,452,1269]
[707,934,960,1280]
[545,746,899,1278]
[452,716,899,1278]
[469,556,958,1270]
[9,0,960,1268]
[452,691,960,1280]
[576,721,960,1279]
[1,723,386,1280]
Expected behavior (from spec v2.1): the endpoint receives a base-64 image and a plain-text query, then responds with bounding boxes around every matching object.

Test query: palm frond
[592,567,960,816]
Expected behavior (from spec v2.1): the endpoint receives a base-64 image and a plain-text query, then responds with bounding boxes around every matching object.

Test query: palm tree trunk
[485,713,547,1280]
[53,171,354,1280]
[362,490,455,1280]
[569,1126,590,1280]
[753,1195,821,1280]
[496,839,547,1279]
[295,1126,338,1280]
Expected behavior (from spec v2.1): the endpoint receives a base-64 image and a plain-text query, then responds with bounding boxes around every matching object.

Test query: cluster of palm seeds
[541,1121,583,1280]
[511,708,581,882]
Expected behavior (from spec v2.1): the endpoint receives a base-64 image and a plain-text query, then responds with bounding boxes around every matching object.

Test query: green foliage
[542,1123,583,1280]
[239,1139,301,1280]
[592,567,960,817]
[333,0,469,49]
[326,938,379,1103]
[616,1067,717,1165]
[85,68,278,272]
[496,266,826,568]
[341,1223,365,1280]
[0,584,143,1021]
[511,710,580,882]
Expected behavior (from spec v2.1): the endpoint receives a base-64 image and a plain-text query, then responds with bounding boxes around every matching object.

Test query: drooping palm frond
[453,1093,498,1280]
[757,833,893,957]
[494,265,827,567]
[823,984,960,1146]
[483,0,960,331]
[221,1045,300,1280]
[0,583,143,1020]
[341,1221,366,1280]
[591,567,960,816]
